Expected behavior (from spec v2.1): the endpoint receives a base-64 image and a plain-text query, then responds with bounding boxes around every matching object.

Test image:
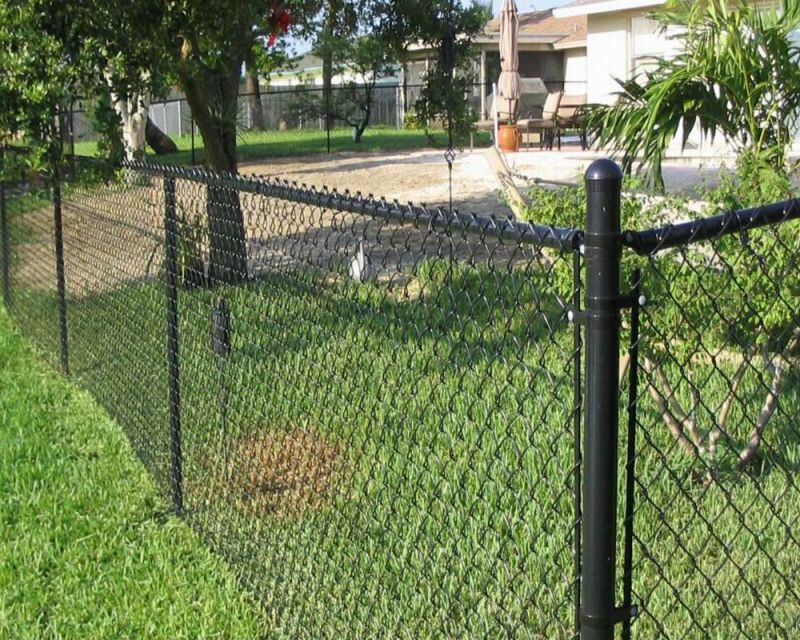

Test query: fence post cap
[585,158,623,183]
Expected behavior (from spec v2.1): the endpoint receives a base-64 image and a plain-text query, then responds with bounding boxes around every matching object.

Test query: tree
[376,0,490,142]
[288,34,394,142]
[335,36,395,142]
[585,0,800,193]
[0,0,309,284]
[0,0,167,163]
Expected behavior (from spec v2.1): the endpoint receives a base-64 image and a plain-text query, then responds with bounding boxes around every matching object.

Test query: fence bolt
[0,146,9,308]
[581,158,624,640]
[164,175,184,515]
[53,163,70,375]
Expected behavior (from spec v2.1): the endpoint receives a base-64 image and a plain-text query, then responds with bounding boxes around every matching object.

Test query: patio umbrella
[497,0,521,121]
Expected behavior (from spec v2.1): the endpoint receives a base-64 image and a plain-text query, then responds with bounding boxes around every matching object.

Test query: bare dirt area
[240,149,510,217]
[240,146,734,221]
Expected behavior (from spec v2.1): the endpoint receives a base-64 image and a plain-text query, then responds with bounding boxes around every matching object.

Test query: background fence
[2,149,799,638]
[66,79,584,163]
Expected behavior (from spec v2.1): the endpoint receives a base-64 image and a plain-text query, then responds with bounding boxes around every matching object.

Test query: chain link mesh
[9,151,798,638]
[625,210,800,638]
[2,157,582,639]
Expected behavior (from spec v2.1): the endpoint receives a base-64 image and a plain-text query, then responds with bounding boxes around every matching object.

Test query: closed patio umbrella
[498,0,521,122]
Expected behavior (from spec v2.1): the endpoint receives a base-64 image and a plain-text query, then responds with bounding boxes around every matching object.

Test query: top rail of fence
[125,159,582,251]
[623,197,800,255]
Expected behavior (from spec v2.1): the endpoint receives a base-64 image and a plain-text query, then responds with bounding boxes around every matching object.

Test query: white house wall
[586,9,733,159]
[586,12,630,104]
[563,49,588,95]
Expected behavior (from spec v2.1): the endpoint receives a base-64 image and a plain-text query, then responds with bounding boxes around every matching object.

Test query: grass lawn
[71,127,493,166]
[4,178,800,638]
[0,309,266,639]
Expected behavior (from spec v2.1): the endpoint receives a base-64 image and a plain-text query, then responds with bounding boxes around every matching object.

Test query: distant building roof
[555,0,664,18]
[477,9,587,49]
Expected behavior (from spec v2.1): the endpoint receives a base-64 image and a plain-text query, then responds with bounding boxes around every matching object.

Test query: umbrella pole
[493,83,499,149]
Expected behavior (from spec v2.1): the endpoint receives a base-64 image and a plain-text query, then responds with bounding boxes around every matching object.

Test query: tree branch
[738,358,783,466]
[642,357,698,457]
[710,350,750,457]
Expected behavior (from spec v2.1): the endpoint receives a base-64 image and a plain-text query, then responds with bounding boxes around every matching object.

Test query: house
[554,0,789,159]
[403,9,588,119]
[554,0,675,105]
[269,53,401,88]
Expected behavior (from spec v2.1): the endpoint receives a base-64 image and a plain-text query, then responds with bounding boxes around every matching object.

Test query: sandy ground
[240,145,731,220]
[8,147,733,297]
[241,150,508,217]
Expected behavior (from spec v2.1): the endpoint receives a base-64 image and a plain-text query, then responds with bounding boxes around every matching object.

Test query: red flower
[267,3,292,47]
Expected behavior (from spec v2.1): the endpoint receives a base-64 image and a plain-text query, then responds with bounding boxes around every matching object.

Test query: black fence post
[164,175,184,515]
[68,105,76,175]
[581,159,623,640]
[190,114,196,166]
[0,146,9,309]
[53,163,70,375]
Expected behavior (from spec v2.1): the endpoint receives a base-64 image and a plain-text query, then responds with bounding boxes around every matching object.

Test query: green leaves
[585,0,800,195]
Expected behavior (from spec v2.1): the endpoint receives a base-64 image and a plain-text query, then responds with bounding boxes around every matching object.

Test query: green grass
[72,127,492,166]
[0,309,267,639]
[4,179,800,638]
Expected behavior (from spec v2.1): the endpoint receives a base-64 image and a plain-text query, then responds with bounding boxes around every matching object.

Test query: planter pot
[498,124,521,152]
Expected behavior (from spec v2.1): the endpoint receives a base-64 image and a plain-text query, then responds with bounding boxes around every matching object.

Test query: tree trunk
[145,118,178,155]
[246,69,266,130]
[353,103,371,143]
[110,93,149,160]
[178,52,248,286]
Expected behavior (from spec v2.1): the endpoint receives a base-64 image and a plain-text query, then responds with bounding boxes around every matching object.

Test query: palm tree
[586,0,800,192]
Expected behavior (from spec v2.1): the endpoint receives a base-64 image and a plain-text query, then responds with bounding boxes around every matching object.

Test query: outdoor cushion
[518,118,556,130]
[541,91,564,120]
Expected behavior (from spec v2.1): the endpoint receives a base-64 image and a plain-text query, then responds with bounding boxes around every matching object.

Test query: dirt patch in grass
[217,427,345,520]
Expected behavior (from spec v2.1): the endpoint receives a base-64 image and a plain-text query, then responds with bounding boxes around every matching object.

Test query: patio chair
[555,94,589,151]
[517,91,563,150]
[475,93,516,139]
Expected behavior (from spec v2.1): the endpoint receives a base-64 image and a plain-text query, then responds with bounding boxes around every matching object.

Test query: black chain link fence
[2,147,800,638]
[1,150,584,638]
[66,80,578,164]
[623,204,800,639]
[68,84,492,163]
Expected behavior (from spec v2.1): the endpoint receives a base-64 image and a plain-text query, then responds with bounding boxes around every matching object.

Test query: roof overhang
[554,0,664,18]
[473,34,567,45]
[553,40,587,50]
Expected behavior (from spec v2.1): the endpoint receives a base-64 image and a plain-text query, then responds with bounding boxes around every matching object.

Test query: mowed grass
[8,243,582,638]
[0,309,267,639]
[5,180,800,639]
[72,127,492,166]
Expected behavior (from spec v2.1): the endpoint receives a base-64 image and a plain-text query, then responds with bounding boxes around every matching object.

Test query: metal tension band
[584,230,622,249]
[580,604,640,629]
[568,291,647,325]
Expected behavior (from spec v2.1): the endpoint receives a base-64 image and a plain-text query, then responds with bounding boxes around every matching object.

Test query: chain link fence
[0,150,583,638]
[622,204,800,639]
[2,148,799,638]
[65,80,579,163]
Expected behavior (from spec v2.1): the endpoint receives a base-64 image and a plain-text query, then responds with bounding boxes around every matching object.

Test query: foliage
[287,35,396,142]
[585,0,800,193]
[522,168,800,468]
[403,110,424,130]
[0,310,265,638]
[0,0,170,160]
[376,0,490,142]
